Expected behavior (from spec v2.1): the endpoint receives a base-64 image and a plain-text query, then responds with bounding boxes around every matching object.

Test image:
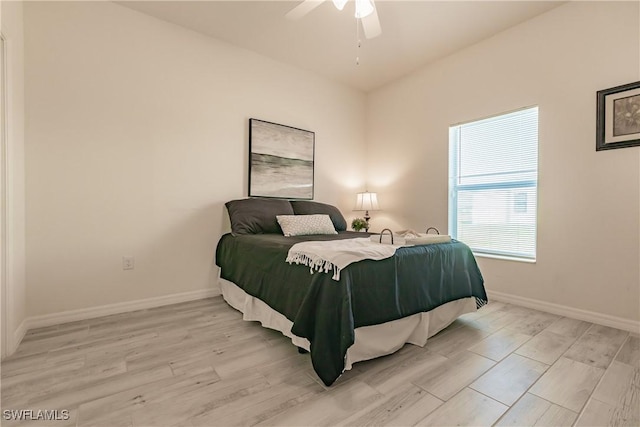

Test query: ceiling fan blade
[361,4,382,39]
[286,0,325,21]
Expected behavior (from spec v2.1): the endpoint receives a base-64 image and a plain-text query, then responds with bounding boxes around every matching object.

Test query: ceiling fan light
[332,0,348,11]
[355,0,374,18]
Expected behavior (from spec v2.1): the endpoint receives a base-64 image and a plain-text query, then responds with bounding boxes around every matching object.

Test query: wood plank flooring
[1,297,638,426]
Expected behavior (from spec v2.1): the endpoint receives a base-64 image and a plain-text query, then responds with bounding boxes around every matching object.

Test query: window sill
[473,252,536,264]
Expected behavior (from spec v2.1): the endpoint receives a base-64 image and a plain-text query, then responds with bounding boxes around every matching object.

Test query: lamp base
[364,211,371,233]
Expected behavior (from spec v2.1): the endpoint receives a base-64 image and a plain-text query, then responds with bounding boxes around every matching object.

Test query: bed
[215,198,487,386]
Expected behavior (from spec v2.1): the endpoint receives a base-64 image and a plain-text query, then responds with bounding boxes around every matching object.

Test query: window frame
[448,106,539,262]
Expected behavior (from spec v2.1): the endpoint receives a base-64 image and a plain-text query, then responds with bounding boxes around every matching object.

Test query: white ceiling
[117,0,565,92]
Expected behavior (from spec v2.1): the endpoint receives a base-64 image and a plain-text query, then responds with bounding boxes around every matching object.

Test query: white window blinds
[448,107,539,260]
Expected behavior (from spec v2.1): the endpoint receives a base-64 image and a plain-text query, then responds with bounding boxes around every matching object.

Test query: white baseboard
[12,287,637,353]
[487,289,640,333]
[24,288,221,332]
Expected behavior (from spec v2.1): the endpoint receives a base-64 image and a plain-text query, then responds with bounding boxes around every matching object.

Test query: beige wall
[20,1,640,325]
[24,1,366,317]
[366,1,640,322]
[1,0,27,356]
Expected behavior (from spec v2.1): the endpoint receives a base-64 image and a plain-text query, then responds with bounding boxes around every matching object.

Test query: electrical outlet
[122,256,135,270]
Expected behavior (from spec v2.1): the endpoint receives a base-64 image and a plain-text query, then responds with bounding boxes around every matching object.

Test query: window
[448,107,539,260]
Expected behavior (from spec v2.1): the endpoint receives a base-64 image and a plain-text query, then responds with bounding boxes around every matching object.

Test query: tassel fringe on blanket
[285,237,400,281]
[286,252,342,281]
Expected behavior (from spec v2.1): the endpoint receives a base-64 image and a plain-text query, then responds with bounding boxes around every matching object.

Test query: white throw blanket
[286,237,400,281]
[370,233,452,246]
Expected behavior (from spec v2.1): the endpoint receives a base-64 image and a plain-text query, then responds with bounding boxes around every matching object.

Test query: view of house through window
[448,106,539,260]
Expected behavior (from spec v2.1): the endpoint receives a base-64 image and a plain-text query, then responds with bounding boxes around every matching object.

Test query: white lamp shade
[332,0,348,11]
[354,192,379,211]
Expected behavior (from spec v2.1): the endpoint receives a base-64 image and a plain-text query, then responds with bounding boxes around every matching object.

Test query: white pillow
[276,214,338,237]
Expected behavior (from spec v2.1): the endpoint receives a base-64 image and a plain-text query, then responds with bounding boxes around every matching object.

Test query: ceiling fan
[286,0,382,39]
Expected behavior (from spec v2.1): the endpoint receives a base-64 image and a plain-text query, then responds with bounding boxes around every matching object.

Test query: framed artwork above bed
[249,119,315,199]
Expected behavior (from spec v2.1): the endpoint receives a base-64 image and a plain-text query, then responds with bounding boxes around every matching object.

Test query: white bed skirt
[219,278,476,370]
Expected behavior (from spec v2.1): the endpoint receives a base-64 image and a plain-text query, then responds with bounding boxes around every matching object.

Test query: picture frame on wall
[249,118,315,199]
[596,81,640,151]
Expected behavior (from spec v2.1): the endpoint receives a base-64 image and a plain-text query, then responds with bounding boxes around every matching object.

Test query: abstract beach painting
[249,119,315,199]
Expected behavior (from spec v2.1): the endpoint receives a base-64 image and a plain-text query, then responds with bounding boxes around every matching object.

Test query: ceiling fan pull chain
[355,18,361,66]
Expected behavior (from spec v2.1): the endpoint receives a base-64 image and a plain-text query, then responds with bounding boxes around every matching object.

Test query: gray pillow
[225,198,294,235]
[290,200,347,231]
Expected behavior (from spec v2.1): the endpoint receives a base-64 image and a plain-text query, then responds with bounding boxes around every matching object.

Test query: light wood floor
[1,297,638,426]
